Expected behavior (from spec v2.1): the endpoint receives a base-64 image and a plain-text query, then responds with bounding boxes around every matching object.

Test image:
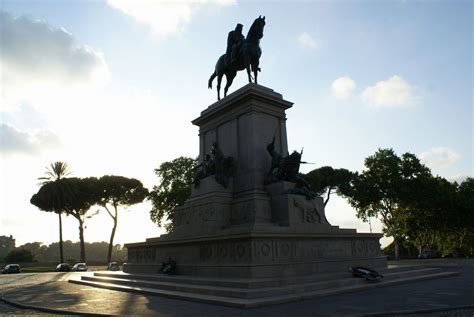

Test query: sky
[0,0,472,249]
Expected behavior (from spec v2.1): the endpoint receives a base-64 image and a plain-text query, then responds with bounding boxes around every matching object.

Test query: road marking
[62,292,79,295]
[436,292,460,296]
[73,303,89,307]
[80,288,96,291]
[27,300,43,304]
[55,299,75,302]
[86,299,104,302]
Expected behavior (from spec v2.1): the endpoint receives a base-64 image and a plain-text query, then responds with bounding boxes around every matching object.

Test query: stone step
[93,264,408,290]
[72,268,447,300]
[93,269,362,289]
[69,270,458,308]
[84,267,441,299]
[95,266,436,285]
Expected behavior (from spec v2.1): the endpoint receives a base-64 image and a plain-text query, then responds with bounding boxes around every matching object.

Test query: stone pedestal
[124,84,386,278]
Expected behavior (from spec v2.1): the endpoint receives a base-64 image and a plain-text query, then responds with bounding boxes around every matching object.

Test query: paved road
[0,260,473,316]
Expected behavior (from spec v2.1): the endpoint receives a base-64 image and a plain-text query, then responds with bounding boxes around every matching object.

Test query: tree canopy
[342,149,432,259]
[4,248,35,263]
[96,175,148,262]
[33,161,72,263]
[31,177,100,262]
[148,156,197,232]
[304,166,355,206]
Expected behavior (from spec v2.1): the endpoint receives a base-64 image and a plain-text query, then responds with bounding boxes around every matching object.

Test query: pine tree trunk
[394,239,401,260]
[79,217,86,263]
[107,207,118,263]
[59,213,64,263]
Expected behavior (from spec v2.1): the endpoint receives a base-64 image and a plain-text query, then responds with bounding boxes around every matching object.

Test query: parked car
[72,263,88,271]
[418,250,439,259]
[55,263,71,272]
[107,262,120,271]
[2,264,21,274]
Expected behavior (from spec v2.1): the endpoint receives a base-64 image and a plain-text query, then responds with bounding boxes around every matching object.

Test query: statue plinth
[124,84,387,278]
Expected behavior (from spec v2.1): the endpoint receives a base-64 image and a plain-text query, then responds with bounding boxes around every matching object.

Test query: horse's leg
[217,74,223,100]
[243,54,253,83]
[254,66,258,85]
[224,72,236,97]
[246,65,252,83]
[251,61,259,84]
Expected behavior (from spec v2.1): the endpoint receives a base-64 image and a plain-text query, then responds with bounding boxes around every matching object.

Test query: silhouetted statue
[159,257,177,275]
[211,142,236,188]
[193,154,213,187]
[266,137,282,181]
[226,23,244,65]
[208,16,266,100]
[193,142,236,189]
[265,140,316,200]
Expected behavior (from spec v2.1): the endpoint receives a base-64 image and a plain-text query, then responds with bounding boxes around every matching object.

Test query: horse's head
[247,15,265,40]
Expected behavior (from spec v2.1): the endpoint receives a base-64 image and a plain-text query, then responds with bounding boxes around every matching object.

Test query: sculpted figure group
[193,143,236,189]
[194,138,317,200]
[265,137,317,200]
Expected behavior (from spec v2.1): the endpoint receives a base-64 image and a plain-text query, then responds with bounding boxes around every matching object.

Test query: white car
[72,263,88,271]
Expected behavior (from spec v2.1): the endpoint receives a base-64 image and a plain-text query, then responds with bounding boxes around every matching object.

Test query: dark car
[72,263,88,271]
[107,262,120,271]
[2,264,21,274]
[55,263,71,272]
[418,250,439,259]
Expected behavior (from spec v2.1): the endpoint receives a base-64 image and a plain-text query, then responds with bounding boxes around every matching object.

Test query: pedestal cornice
[193,83,293,127]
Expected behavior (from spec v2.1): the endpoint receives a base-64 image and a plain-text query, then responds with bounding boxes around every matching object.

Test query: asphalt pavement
[0,259,473,316]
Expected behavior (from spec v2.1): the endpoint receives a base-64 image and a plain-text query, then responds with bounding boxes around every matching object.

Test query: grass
[21,267,55,273]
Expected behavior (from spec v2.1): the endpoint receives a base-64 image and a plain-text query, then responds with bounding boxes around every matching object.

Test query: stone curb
[355,305,474,316]
[0,294,113,316]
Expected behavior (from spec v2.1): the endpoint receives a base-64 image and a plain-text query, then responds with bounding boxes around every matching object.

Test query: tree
[31,162,73,263]
[4,248,35,263]
[148,157,198,232]
[403,176,456,253]
[97,175,148,263]
[450,178,474,253]
[0,235,15,262]
[304,166,356,206]
[21,242,48,262]
[64,177,100,262]
[342,149,431,260]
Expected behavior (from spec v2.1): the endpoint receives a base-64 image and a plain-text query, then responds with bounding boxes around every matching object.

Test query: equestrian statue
[208,16,266,100]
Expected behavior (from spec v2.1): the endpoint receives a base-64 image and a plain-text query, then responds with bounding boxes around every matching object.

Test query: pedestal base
[124,230,386,278]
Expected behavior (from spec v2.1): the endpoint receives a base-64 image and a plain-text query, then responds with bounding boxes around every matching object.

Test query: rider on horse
[226,23,244,66]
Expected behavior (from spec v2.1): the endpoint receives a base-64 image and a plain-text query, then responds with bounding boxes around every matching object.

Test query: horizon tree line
[0,237,128,264]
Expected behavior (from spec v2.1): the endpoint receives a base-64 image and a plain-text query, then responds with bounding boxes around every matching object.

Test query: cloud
[420,147,461,169]
[0,11,109,110]
[107,0,236,36]
[0,124,61,156]
[361,75,414,108]
[297,32,318,49]
[332,77,356,100]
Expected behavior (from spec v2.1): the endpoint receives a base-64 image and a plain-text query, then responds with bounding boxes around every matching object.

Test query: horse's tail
[208,72,216,89]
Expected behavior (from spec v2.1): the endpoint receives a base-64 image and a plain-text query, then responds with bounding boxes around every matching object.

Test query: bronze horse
[208,16,266,100]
